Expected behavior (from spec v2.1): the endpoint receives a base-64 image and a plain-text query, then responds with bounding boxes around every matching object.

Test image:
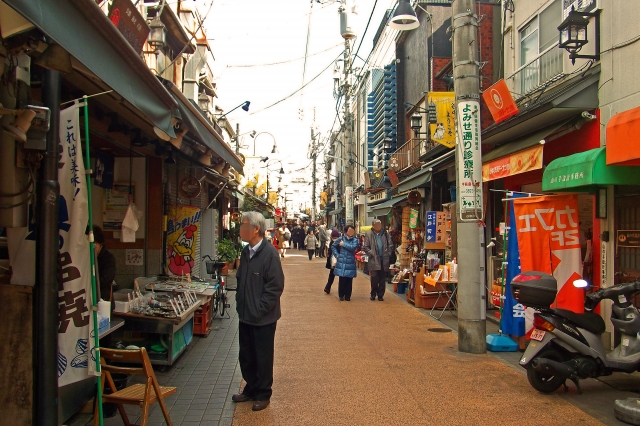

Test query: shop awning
[482,67,600,146]
[606,106,640,166]
[369,194,409,215]
[482,118,574,164]
[542,147,640,192]
[397,150,454,193]
[161,80,244,175]
[330,207,345,216]
[397,168,432,193]
[5,0,178,139]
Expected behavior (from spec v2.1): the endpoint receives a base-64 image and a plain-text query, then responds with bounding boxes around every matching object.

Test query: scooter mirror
[573,279,588,288]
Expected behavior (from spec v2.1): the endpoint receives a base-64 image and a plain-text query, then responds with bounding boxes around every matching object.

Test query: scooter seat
[552,308,606,335]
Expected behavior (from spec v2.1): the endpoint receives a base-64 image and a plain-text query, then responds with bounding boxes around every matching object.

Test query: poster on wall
[167,206,201,276]
[103,183,134,230]
[514,195,585,334]
[57,102,96,387]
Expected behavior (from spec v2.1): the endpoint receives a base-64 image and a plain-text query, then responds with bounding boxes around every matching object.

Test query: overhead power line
[226,43,343,68]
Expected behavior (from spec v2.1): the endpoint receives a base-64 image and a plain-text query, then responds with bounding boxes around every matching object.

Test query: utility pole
[452,0,486,354]
[339,0,356,225]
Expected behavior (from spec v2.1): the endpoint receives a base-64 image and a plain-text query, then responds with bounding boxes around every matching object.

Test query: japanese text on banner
[457,101,482,217]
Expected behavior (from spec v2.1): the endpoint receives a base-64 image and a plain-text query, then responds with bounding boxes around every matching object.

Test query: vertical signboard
[428,92,456,149]
[345,186,354,224]
[457,101,483,220]
[426,211,437,244]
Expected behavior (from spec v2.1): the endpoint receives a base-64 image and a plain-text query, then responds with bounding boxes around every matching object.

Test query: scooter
[513,271,640,394]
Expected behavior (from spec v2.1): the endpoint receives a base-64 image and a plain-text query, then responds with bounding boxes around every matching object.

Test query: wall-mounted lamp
[558,8,601,65]
[388,0,419,31]
[169,121,188,150]
[217,101,250,120]
[148,15,167,50]
[0,104,43,142]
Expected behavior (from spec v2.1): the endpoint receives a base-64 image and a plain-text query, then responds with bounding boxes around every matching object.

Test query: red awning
[606,106,640,166]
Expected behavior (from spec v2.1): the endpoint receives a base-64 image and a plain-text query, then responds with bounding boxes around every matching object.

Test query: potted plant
[217,238,236,274]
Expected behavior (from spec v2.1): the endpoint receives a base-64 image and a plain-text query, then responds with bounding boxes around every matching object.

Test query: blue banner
[501,195,526,336]
[426,211,437,243]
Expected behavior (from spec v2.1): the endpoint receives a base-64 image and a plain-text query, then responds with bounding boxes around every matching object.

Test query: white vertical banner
[345,186,354,224]
[457,101,483,220]
[57,102,96,387]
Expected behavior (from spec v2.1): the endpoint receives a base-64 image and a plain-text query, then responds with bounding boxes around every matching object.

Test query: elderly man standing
[363,219,394,301]
[233,211,285,411]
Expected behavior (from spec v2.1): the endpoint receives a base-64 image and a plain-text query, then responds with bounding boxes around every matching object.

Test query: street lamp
[388,0,419,31]
[250,131,278,156]
[557,8,601,65]
[260,160,285,204]
[217,101,250,120]
[148,15,167,50]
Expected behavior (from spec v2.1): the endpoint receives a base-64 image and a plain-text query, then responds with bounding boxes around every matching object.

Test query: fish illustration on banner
[57,101,96,386]
[167,206,201,275]
[514,195,584,335]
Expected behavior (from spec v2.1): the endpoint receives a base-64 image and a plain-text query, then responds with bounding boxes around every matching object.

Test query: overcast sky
[203,0,399,209]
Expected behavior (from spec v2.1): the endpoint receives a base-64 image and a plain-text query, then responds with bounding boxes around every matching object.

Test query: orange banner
[513,195,584,314]
[483,78,519,123]
[482,145,543,182]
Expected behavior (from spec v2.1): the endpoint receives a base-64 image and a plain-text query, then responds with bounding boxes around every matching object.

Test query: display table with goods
[109,277,208,366]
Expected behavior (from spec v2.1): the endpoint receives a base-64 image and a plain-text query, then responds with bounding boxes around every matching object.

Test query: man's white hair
[242,211,266,237]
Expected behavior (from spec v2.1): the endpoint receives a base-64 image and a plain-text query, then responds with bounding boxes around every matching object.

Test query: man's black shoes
[253,400,270,411]
[232,393,252,402]
[370,296,376,301]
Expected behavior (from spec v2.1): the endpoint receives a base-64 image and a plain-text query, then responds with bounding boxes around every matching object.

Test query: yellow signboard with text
[428,92,456,149]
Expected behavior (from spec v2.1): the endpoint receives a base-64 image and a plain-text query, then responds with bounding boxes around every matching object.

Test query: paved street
[76,249,640,426]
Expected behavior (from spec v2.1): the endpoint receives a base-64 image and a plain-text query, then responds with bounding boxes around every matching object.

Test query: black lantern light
[389,0,419,31]
[410,112,423,134]
[148,16,167,50]
[557,8,601,65]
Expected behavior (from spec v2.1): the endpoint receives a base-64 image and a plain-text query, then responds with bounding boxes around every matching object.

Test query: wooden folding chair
[94,347,177,426]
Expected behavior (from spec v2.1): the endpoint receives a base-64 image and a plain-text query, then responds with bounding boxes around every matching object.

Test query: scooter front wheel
[526,347,566,393]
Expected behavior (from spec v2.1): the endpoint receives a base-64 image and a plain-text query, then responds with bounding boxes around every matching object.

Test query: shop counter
[112,301,200,366]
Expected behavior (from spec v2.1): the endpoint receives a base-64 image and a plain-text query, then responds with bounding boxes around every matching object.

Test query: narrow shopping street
[230,251,602,426]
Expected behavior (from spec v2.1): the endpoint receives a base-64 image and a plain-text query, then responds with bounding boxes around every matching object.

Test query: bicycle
[202,255,232,318]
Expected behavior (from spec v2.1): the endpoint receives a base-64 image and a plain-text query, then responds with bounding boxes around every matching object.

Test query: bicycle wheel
[211,286,220,317]
[215,286,223,318]
[219,289,227,317]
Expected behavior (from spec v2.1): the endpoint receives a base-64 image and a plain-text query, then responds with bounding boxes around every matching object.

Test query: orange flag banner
[513,195,584,316]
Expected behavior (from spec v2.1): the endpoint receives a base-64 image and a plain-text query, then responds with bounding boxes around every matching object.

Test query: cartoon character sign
[167,206,201,276]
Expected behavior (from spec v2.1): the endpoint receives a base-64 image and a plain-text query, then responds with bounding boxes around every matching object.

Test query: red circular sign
[110,8,121,27]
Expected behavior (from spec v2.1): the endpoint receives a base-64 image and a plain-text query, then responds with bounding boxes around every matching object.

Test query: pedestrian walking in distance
[324,229,341,294]
[234,211,285,412]
[275,223,289,258]
[332,225,359,301]
[318,223,328,258]
[363,219,394,301]
[304,229,317,261]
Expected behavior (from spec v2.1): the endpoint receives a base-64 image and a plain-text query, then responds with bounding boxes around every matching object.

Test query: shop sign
[167,206,201,276]
[457,101,483,219]
[428,92,456,149]
[387,169,399,188]
[617,230,640,248]
[345,186,354,223]
[425,212,446,244]
[367,190,388,204]
[109,0,150,55]
[57,102,96,386]
[482,79,519,124]
[482,145,544,182]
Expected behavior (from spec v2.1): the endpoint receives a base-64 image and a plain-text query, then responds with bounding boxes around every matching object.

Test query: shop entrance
[615,186,640,284]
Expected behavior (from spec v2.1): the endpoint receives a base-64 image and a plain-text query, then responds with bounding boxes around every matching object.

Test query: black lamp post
[217,101,250,119]
[557,8,601,65]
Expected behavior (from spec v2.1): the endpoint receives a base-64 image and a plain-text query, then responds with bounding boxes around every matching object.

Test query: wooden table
[112,301,201,366]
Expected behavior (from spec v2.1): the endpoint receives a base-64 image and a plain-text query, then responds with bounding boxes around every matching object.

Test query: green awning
[543,147,640,192]
[5,0,178,139]
[369,194,408,215]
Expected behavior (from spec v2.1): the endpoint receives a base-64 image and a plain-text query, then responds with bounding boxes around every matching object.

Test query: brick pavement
[231,251,605,426]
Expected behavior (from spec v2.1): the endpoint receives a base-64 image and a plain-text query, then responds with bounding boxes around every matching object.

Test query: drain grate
[428,328,452,333]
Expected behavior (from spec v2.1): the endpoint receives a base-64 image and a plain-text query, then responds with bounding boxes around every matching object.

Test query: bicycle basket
[205,261,226,275]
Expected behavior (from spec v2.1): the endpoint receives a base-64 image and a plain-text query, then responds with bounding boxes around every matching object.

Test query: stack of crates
[193,301,211,335]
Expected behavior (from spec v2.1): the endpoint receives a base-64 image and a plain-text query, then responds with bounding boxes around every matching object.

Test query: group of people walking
[324,219,395,302]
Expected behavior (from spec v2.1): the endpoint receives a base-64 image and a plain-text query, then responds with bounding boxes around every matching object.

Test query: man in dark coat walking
[363,219,394,301]
[233,211,285,411]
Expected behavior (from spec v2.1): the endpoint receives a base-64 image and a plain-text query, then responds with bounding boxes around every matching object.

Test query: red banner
[483,79,519,124]
[514,195,584,314]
